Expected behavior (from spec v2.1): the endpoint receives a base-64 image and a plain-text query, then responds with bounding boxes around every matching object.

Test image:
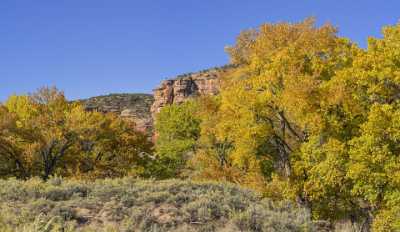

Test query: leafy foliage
[3,18,400,230]
[0,87,153,180]
[157,19,400,229]
[154,100,201,178]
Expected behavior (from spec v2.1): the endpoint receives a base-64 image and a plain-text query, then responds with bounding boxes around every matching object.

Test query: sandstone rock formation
[79,93,154,133]
[78,65,232,135]
[151,66,232,118]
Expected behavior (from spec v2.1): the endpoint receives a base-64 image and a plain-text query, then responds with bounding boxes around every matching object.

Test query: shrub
[0,177,316,231]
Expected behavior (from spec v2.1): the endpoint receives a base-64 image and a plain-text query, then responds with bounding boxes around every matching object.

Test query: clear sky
[1,0,400,101]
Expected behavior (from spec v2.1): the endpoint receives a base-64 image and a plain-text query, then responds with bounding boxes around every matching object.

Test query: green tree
[154,100,201,178]
[347,104,400,230]
[341,23,400,230]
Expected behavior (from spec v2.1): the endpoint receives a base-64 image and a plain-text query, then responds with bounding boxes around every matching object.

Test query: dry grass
[0,177,318,232]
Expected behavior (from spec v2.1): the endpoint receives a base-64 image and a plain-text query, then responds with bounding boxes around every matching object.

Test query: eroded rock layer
[78,66,232,135]
[79,93,154,133]
[151,66,232,118]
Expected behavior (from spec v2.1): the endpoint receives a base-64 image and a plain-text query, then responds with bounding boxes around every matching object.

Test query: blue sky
[1,1,399,101]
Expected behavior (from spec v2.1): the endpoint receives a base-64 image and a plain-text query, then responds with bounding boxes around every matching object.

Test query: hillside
[78,93,154,133]
[0,178,322,232]
[76,66,230,134]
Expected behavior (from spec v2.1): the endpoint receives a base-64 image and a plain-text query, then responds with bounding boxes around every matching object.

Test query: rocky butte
[79,65,233,134]
[150,65,233,118]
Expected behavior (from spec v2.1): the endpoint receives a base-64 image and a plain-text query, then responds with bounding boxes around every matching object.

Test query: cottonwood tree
[209,19,400,229]
[0,87,152,180]
[195,18,362,222]
[342,23,400,231]
[154,100,201,178]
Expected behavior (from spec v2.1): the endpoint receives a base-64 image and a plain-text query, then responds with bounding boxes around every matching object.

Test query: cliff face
[151,66,231,118]
[78,66,231,135]
[79,93,154,133]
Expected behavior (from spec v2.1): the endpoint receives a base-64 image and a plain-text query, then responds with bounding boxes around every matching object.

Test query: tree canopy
[153,19,400,230]
[0,87,153,180]
[3,18,400,230]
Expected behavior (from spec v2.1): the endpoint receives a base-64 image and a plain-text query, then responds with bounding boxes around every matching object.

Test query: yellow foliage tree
[0,87,152,180]
[193,18,364,223]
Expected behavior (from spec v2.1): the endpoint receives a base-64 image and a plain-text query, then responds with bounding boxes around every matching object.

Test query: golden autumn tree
[205,18,400,229]
[187,96,244,184]
[0,105,31,179]
[223,19,352,176]
[0,87,152,180]
[193,18,364,222]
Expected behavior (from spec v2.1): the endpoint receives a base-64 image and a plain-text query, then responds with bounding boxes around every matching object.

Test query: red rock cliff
[151,66,232,119]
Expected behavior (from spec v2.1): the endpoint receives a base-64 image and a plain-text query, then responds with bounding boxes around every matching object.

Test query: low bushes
[0,177,315,232]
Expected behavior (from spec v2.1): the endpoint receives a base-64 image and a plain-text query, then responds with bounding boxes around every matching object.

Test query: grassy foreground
[0,177,321,232]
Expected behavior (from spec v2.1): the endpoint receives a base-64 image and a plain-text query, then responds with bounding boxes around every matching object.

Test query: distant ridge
[77,65,233,134]
[78,93,154,133]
